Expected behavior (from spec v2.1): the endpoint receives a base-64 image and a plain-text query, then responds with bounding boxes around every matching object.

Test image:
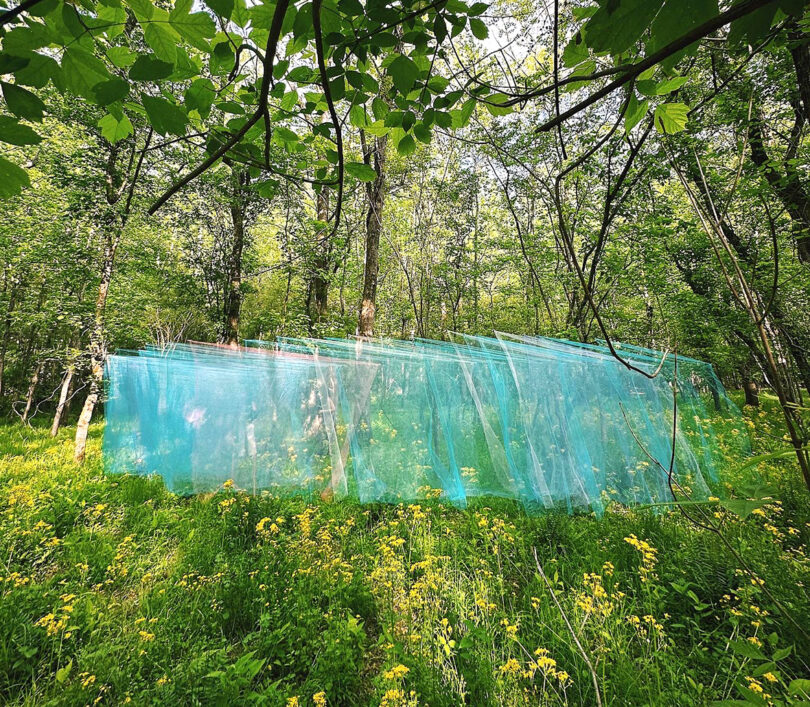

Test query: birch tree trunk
[51,363,74,436]
[223,167,250,346]
[359,132,387,336]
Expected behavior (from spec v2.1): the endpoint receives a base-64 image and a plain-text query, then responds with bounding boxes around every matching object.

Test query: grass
[0,395,809,706]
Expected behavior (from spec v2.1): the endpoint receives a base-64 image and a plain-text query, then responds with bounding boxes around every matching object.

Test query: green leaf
[656,76,688,94]
[653,102,688,134]
[0,156,31,198]
[144,23,179,63]
[397,133,416,156]
[413,122,432,143]
[273,126,299,142]
[13,53,60,89]
[772,646,792,661]
[361,74,379,94]
[232,0,249,27]
[205,0,234,19]
[125,0,154,21]
[345,161,377,181]
[1,81,46,121]
[293,3,313,39]
[734,449,800,474]
[625,93,648,133]
[129,55,175,81]
[28,0,57,16]
[459,98,476,125]
[209,41,234,75]
[184,77,215,118]
[62,47,113,99]
[2,26,52,54]
[287,66,314,83]
[217,100,244,114]
[363,120,389,137]
[388,54,420,95]
[0,115,42,145]
[562,32,588,69]
[280,90,298,111]
[752,662,778,678]
[55,660,72,684]
[107,47,138,68]
[0,55,30,74]
[469,18,488,39]
[649,0,718,70]
[427,75,450,93]
[98,111,134,143]
[485,93,513,116]
[584,0,664,55]
[719,498,764,518]
[638,76,688,96]
[789,679,810,698]
[729,3,777,48]
[249,2,276,29]
[141,93,188,136]
[97,4,127,37]
[92,78,130,106]
[371,97,388,120]
[730,639,766,661]
[349,104,367,127]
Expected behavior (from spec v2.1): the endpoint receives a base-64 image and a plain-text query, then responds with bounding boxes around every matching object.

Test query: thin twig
[533,548,603,707]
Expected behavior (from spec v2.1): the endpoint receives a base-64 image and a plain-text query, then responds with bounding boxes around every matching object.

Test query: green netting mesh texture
[103,335,749,512]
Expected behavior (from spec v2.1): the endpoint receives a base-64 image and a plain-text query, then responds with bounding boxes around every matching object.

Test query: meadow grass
[0,395,809,705]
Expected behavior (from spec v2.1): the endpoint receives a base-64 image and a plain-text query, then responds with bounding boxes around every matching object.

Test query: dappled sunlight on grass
[0,400,808,705]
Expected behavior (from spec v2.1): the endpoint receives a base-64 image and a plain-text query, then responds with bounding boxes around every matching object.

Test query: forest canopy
[0,0,809,480]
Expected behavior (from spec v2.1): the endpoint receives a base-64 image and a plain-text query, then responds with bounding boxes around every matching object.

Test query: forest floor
[1,396,809,706]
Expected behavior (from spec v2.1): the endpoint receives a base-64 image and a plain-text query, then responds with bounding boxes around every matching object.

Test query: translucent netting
[103,335,749,512]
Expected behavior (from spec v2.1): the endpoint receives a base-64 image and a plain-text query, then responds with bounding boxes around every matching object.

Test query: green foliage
[0,398,808,704]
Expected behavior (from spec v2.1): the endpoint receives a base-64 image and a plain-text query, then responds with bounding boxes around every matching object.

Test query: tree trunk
[75,228,120,463]
[749,117,810,263]
[309,189,330,327]
[223,167,250,346]
[744,378,760,407]
[22,360,44,423]
[359,132,387,336]
[73,131,151,463]
[51,363,75,436]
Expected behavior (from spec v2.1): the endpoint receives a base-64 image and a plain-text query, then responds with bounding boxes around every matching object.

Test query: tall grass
[0,396,808,705]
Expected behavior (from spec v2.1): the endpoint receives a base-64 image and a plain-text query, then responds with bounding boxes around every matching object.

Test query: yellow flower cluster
[575,572,620,618]
[500,648,571,685]
[35,593,76,637]
[379,688,418,707]
[383,664,409,680]
[624,534,658,582]
[256,515,284,541]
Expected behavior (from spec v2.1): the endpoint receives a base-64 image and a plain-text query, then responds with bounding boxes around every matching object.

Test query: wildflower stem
[533,548,603,707]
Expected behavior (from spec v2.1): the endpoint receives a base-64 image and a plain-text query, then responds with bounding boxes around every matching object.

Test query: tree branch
[148,0,291,214]
[535,0,776,133]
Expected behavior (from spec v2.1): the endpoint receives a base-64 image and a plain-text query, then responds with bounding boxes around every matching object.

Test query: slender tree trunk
[744,378,760,407]
[309,189,330,327]
[73,131,150,463]
[223,167,250,346]
[359,132,387,336]
[22,360,44,423]
[74,228,120,463]
[51,363,75,436]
